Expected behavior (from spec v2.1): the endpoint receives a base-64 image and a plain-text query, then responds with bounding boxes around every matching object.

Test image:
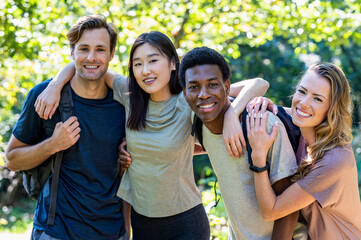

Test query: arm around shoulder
[229,77,269,115]
[222,78,269,157]
[35,62,76,120]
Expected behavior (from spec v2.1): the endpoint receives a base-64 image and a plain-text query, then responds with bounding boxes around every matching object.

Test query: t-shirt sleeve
[176,91,192,117]
[266,113,298,185]
[12,88,45,145]
[296,146,354,207]
[112,74,129,105]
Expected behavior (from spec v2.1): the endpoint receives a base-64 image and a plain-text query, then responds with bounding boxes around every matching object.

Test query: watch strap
[249,161,270,173]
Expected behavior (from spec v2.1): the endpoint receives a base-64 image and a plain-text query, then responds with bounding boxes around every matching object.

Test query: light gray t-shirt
[202,112,298,240]
[113,75,202,217]
[297,144,361,239]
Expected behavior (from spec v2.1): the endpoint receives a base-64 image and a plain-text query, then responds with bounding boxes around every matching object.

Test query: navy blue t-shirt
[13,80,126,240]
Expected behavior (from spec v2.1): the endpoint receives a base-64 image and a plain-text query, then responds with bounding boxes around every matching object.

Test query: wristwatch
[249,161,270,173]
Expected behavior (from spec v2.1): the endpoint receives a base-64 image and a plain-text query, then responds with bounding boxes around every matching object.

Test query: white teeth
[144,78,155,83]
[199,103,215,109]
[297,108,311,117]
[85,65,98,69]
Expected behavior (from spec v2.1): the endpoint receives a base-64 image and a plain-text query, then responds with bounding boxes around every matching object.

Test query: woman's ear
[170,58,176,71]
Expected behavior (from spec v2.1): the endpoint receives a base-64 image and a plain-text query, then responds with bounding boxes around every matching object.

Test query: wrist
[230,101,242,116]
[225,104,239,120]
[251,151,267,166]
[45,137,61,155]
[49,78,66,89]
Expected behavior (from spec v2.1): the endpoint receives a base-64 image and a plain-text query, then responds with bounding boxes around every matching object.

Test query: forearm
[271,176,298,239]
[50,62,76,89]
[121,200,132,238]
[104,69,119,89]
[272,211,299,240]
[6,138,58,171]
[253,170,278,221]
[229,78,269,115]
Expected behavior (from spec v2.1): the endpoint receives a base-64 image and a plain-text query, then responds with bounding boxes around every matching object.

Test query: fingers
[260,111,269,130]
[119,155,132,168]
[67,117,81,141]
[70,122,81,137]
[246,114,250,136]
[49,102,59,119]
[118,139,132,168]
[43,105,53,120]
[249,110,255,129]
[230,139,242,158]
[273,104,278,115]
[246,97,256,113]
[225,141,235,157]
[239,128,246,151]
[61,116,81,139]
[234,138,243,157]
[260,99,268,114]
[73,132,81,144]
[254,111,261,130]
[35,100,45,119]
[63,116,78,126]
[35,97,51,120]
[119,140,130,157]
[270,122,279,141]
[253,97,263,114]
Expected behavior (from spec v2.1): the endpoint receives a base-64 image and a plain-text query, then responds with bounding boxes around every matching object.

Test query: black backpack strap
[47,82,73,225]
[241,111,253,165]
[191,114,206,151]
[276,106,300,153]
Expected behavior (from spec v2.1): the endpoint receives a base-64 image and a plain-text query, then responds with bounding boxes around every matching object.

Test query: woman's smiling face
[291,70,331,130]
[132,43,174,102]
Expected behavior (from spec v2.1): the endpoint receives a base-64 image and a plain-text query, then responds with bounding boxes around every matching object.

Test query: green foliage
[0,198,35,233]
[352,128,361,198]
[202,187,228,240]
[1,0,361,236]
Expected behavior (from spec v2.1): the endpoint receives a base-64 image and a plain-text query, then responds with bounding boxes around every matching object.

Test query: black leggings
[131,204,210,240]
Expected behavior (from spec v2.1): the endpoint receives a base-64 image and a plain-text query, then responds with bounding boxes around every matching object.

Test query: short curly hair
[179,47,231,88]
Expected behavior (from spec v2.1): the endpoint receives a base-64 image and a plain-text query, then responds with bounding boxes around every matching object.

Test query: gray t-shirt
[297,144,361,239]
[113,75,202,217]
[202,112,298,240]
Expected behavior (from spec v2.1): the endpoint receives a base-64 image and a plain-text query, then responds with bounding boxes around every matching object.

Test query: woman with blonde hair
[247,62,361,239]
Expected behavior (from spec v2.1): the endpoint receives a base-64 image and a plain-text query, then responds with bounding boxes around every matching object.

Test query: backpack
[192,105,301,172]
[21,82,74,225]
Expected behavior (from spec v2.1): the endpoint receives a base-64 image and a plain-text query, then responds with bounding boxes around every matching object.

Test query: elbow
[5,153,20,172]
[254,78,269,95]
[260,209,280,222]
[5,160,17,172]
[262,212,276,222]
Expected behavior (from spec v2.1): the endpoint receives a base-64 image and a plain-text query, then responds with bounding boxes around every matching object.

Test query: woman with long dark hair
[34,31,269,239]
[247,63,361,239]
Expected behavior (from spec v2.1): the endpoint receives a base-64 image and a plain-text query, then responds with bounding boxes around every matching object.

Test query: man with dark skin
[179,47,300,240]
[118,46,302,239]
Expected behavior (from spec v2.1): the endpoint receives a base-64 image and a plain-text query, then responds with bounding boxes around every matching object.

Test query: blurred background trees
[1,0,360,236]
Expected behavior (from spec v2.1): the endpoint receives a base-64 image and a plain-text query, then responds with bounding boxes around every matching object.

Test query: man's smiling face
[71,28,114,82]
[184,64,230,124]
